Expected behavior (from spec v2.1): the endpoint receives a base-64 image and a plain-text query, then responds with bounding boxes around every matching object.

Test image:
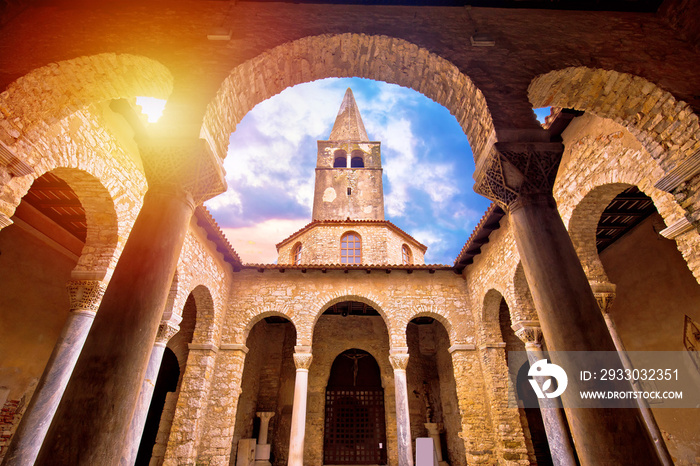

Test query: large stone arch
[308,292,397,348]
[17,167,121,280]
[0,53,173,145]
[401,309,456,348]
[480,288,510,344]
[528,67,700,173]
[240,311,299,346]
[201,33,495,162]
[554,114,700,283]
[0,106,148,259]
[186,284,217,345]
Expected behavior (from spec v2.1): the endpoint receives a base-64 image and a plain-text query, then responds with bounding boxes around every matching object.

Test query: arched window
[402,244,412,265]
[333,149,347,167]
[341,232,361,264]
[351,150,364,167]
[293,243,303,265]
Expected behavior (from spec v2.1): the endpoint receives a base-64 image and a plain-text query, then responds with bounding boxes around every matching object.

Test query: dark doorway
[323,349,387,465]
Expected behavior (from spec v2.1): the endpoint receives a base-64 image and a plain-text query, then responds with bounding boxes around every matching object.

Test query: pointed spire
[329,88,369,141]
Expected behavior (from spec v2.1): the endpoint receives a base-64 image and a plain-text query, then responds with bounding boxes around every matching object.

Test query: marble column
[389,349,414,466]
[591,283,673,466]
[257,411,275,445]
[122,318,181,465]
[474,141,660,464]
[288,347,312,466]
[255,411,275,466]
[1,279,107,466]
[35,138,226,465]
[512,321,577,466]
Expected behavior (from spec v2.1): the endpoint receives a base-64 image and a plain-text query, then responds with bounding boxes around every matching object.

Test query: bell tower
[311,88,385,221]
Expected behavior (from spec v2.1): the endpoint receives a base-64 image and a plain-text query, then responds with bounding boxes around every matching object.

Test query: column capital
[139,137,227,205]
[590,281,617,314]
[293,352,313,370]
[256,411,275,422]
[473,142,564,210]
[389,353,410,371]
[66,280,108,314]
[155,320,180,345]
[512,321,544,348]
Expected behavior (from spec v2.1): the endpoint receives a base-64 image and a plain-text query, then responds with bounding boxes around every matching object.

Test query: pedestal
[424,423,448,466]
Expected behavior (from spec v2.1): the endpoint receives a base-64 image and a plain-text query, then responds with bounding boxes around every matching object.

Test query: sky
[201,78,550,265]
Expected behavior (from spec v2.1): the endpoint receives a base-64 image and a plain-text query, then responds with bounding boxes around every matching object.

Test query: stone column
[255,411,275,466]
[474,141,660,464]
[35,138,226,465]
[288,346,313,466]
[257,411,274,445]
[122,318,181,465]
[512,321,577,466]
[389,349,414,466]
[591,283,673,466]
[1,279,106,466]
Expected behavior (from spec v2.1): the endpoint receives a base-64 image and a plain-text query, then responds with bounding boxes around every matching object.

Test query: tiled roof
[276,219,428,252]
[453,203,505,271]
[240,263,456,273]
[193,206,243,270]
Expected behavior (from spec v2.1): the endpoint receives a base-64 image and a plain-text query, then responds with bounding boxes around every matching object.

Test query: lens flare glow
[135,96,166,123]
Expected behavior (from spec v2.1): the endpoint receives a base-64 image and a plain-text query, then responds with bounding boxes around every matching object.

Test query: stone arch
[318,346,389,390]
[201,33,494,161]
[307,293,397,347]
[401,310,455,347]
[7,167,121,280]
[567,179,700,285]
[0,53,173,145]
[0,105,148,260]
[480,288,511,345]
[187,285,217,345]
[528,67,700,172]
[567,182,632,285]
[241,311,299,346]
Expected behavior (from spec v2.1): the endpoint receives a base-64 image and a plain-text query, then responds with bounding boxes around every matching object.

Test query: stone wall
[277,222,426,265]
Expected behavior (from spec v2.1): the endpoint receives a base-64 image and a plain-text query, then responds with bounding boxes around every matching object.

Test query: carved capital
[66,280,108,314]
[512,321,543,346]
[389,353,410,371]
[156,320,180,344]
[139,138,227,205]
[293,352,313,370]
[590,281,617,315]
[473,142,564,209]
[256,411,275,422]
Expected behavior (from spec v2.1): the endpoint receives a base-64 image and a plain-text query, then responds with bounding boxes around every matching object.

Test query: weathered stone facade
[0,2,699,465]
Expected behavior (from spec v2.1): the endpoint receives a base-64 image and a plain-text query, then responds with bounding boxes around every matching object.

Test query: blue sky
[204,78,549,264]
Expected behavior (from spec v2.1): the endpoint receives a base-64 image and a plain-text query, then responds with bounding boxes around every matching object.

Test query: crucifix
[343,351,368,386]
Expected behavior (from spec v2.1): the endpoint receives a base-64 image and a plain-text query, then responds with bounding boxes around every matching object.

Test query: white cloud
[222,218,309,264]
